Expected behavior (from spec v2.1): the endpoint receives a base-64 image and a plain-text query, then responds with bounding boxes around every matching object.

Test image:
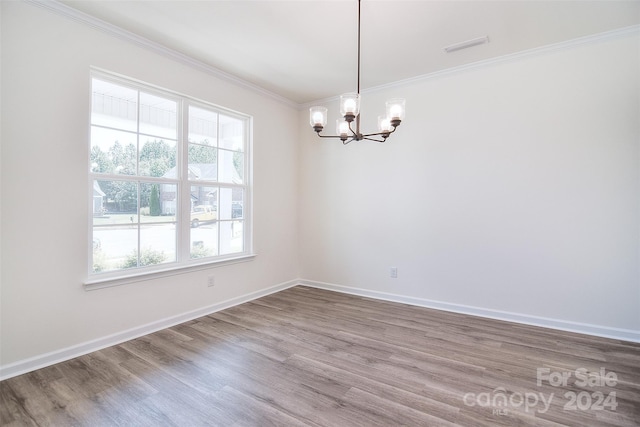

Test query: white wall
[2,1,639,378]
[299,31,640,335]
[1,2,299,370]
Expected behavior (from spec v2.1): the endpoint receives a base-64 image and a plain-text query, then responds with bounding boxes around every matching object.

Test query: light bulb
[340,93,360,118]
[389,105,402,120]
[309,106,328,128]
[343,99,356,114]
[378,116,392,133]
[312,111,323,125]
[386,98,405,122]
[337,119,349,136]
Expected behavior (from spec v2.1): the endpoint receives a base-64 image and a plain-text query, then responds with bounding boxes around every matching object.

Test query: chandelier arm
[347,119,361,139]
[315,132,345,139]
[360,131,390,138]
[361,126,397,139]
[362,136,388,143]
[315,131,357,144]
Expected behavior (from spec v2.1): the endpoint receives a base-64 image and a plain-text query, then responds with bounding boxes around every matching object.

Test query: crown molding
[24,0,639,111]
[368,24,640,95]
[25,0,298,109]
[301,24,640,109]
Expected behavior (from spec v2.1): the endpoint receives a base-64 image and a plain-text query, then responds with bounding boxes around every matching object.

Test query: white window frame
[86,70,253,290]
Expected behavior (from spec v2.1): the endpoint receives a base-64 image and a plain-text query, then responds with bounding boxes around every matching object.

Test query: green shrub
[191,242,214,259]
[92,249,106,273]
[122,247,166,269]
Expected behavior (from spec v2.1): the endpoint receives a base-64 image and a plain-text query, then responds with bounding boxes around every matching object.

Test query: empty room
[1,0,639,426]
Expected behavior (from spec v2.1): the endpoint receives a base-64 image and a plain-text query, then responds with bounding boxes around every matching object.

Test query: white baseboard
[0,279,299,381]
[3,278,637,381]
[299,279,640,344]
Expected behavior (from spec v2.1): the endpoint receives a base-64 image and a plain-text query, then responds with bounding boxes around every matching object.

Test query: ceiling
[59,0,640,104]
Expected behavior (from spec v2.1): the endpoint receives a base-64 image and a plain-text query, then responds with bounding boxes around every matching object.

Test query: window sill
[84,254,257,291]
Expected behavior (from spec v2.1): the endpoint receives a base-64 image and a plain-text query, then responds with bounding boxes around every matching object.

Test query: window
[89,72,251,281]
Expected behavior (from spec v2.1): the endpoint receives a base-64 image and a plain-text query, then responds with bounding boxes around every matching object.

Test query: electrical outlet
[390,267,398,278]
[207,275,215,287]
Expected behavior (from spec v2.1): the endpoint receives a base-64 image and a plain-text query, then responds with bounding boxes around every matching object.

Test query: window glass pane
[90,127,137,175]
[233,190,244,220]
[93,180,138,217]
[140,183,176,223]
[220,221,243,255]
[139,137,177,177]
[92,226,138,273]
[219,187,232,221]
[139,176,178,262]
[218,149,243,183]
[91,78,137,131]
[190,185,218,227]
[189,106,217,146]
[140,225,176,265]
[188,145,217,181]
[219,188,244,220]
[191,224,219,259]
[190,185,218,258]
[139,92,177,139]
[92,179,139,273]
[156,183,178,216]
[219,114,243,151]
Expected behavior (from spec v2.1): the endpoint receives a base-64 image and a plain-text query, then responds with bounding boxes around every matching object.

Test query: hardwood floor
[2,285,639,426]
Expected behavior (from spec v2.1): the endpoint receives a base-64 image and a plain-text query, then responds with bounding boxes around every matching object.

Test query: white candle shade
[378,116,392,133]
[386,98,406,121]
[337,119,350,136]
[309,106,328,127]
[340,93,360,117]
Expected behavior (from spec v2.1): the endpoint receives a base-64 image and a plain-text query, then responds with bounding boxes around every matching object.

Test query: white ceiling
[59,0,640,104]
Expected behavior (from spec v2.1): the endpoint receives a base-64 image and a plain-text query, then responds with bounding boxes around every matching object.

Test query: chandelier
[309,0,405,144]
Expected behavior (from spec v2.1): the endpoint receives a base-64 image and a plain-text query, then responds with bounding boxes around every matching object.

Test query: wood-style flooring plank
[1,285,639,426]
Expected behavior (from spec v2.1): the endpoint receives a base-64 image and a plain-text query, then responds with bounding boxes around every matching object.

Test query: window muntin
[90,73,251,279]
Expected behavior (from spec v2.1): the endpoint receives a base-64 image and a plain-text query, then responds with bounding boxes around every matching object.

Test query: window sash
[89,70,251,282]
